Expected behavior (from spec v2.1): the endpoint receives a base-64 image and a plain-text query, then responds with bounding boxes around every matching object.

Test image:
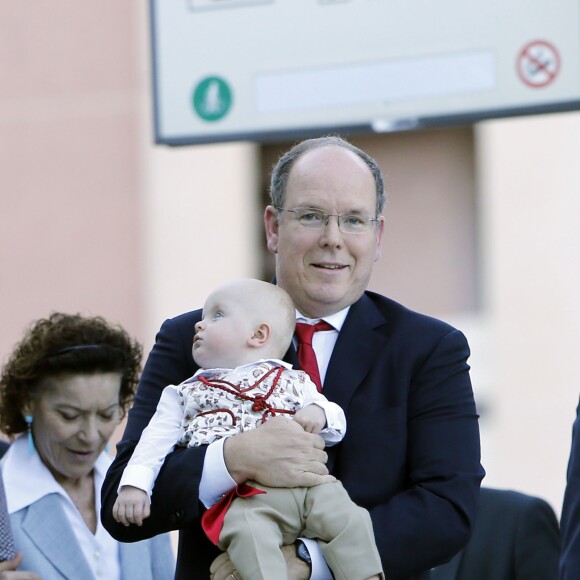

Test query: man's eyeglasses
[275,207,380,235]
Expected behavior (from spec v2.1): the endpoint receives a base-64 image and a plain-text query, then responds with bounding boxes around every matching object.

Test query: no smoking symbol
[517,40,560,88]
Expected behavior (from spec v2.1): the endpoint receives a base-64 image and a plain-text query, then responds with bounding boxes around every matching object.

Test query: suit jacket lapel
[21,494,95,579]
[324,293,389,412]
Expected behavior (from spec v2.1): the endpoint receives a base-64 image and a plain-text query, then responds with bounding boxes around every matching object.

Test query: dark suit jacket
[0,441,8,458]
[431,487,560,580]
[102,291,484,579]
[561,399,580,579]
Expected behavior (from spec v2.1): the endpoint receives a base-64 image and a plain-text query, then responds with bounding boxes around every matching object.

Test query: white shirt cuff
[311,401,346,446]
[118,464,156,498]
[302,537,333,580]
[199,437,237,508]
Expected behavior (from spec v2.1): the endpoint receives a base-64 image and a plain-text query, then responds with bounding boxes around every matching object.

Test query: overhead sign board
[150,0,580,145]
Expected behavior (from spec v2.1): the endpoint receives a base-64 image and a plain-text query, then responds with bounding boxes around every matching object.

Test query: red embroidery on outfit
[197,365,295,423]
[197,408,237,425]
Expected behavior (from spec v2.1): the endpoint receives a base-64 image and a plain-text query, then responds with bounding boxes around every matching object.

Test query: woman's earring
[25,415,35,455]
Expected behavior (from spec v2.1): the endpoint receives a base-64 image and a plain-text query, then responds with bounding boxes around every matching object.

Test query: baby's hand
[113,485,151,527]
[293,404,326,434]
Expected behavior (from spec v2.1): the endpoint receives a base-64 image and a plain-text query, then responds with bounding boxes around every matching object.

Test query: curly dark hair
[0,312,142,436]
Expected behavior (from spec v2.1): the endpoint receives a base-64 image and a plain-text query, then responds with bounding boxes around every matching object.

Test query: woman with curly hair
[0,313,175,580]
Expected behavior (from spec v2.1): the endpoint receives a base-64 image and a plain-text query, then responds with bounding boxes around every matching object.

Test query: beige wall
[0,2,143,355]
[476,111,580,512]
[140,141,261,350]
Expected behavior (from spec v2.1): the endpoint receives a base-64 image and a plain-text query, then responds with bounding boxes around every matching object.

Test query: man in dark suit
[561,399,580,579]
[101,136,484,579]
[431,487,560,580]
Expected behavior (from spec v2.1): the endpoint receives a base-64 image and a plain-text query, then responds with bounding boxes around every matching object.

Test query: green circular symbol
[192,76,233,122]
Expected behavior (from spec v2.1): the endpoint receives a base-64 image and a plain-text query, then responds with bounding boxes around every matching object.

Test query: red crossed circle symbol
[516,40,560,88]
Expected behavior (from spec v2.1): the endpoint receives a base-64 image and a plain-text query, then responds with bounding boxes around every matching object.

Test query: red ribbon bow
[201,483,267,545]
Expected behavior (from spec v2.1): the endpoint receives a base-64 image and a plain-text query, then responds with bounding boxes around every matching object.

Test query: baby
[113,279,383,580]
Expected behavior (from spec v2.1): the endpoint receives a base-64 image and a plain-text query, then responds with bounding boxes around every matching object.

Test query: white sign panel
[150,0,580,145]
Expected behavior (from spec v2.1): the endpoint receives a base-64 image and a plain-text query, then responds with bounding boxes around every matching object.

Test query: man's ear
[264,206,279,255]
[373,216,385,262]
[248,323,270,348]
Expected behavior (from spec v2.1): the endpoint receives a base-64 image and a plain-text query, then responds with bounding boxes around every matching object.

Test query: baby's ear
[248,323,270,348]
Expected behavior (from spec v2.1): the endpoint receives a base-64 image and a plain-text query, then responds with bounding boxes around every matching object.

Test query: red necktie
[295,321,333,392]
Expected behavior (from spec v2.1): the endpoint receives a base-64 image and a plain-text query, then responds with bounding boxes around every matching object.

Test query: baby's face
[192,287,256,369]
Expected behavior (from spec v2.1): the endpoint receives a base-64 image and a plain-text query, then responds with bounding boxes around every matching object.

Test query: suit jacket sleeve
[455,488,560,580]
[561,399,580,579]
[102,312,204,541]
[513,494,560,579]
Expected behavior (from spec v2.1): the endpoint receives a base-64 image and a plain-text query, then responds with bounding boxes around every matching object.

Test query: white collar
[191,358,292,379]
[295,306,350,331]
[3,434,112,514]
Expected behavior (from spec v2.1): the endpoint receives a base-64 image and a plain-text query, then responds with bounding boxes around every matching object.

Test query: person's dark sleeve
[443,488,560,580]
[561,400,580,579]
[101,314,206,541]
[370,329,484,577]
[514,495,560,579]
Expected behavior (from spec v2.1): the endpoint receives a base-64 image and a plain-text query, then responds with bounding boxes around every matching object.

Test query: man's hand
[112,485,151,526]
[293,404,326,434]
[0,553,42,580]
[209,545,310,580]
[224,416,335,488]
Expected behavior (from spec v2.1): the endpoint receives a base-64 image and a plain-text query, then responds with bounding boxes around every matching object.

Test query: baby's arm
[118,384,184,496]
[113,384,185,527]
[113,486,151,527]
[293,404,326,434]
